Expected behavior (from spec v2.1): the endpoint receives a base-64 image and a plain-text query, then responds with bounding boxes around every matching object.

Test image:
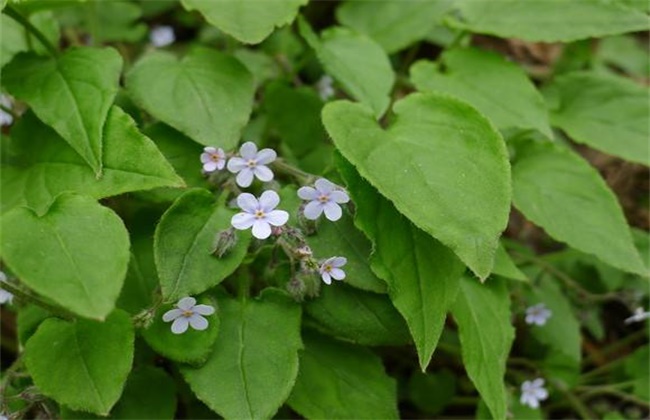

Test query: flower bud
[294,245,313,259]
[286,277,307,302]
[212,227,238,258]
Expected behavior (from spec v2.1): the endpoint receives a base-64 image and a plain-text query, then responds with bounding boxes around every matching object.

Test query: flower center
[318,194,329,203]
[324,264,332,273]
[254,210,265,219]
[182,310,193,318]
[210,154,220,162]
[247,159,257,168]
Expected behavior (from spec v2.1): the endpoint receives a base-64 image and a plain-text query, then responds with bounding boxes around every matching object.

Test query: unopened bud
[212,227,238,258]
[271,225,285,236]
[294,245,313,259]
[286,277,307,302]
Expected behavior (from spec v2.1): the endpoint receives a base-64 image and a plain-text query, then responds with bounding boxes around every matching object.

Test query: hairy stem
[4,6,59,57]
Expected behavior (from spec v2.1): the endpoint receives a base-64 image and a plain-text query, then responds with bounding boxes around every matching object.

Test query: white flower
[149,25,175,47]
[520,378,549,409]
[231,190,289,240]
[525,303,552,326]
[0,271,12,305]
[298,178,350,222]
[227,142,277,187]
[624,307,650,324]
[200,146,226,172]
[0,94,13,126]
[316,75,335,101]
[319,256,347,285]
[162,297,215,334]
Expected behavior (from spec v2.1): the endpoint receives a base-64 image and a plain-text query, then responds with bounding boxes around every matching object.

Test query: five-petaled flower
[227,141,276,187]
[201,146,226,173]
[319,256,347,285]
[298,178,350,222]
[520,378,549,409]
[162,297,215,334]
[231,191,289,240]
[525,303,552,326]
[149,25,175,47]
[624,307,650,324]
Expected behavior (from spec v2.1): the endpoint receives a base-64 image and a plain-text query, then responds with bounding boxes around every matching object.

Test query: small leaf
[1,194,130,320]
[110,366,177,420]
[181,0,307,44]
[3,47,123,173]
[511,138,646,275]
[24,310,135,415]
[337,158,465,369]
[126,47,255,149]
[323,93,511,279]
[181,289,302,419]
[155,189,251,301]
[411,48,552,137]
[545,71,650,165]
[299,18,394,118]
[451,276,514,420]
[492,242,527,282]
[288,331,399,419]
[1,107,184,214]
[455,0,650,42]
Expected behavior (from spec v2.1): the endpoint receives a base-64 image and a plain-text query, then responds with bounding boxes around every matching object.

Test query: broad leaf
[181,0,307,44]
[451,276,514,420]
[3,47,123,173]
[299,19,394,118]
[155,189,251,301]
[511,138,646,275]
[411,48,552,137]
[305,283,411,346]
[336,0,452,53]
[126,47,255,149]
[338,158,465,369]
[181,290,302,419]
[24,310,134,415]
[110,367,177,420]
[545,72,650,165]
[323,93,511,279]
[1,11,59,67]
[1,194,130,320]
[455,0,650,42]
[288,331,399,419]
[408,370,457,415]
[1,108,183,214]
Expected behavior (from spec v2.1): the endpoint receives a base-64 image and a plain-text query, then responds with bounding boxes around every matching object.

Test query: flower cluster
[200,141,276,188]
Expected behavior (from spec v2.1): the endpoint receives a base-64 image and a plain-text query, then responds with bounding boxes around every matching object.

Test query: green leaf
[3,47,123,173]
[24,310,134,415]
[492,242,527,282]
[511,138,646,275]
[110,366,177,420]
[60,0,147,43]
[16,304,51,346]
[625,345,650,399]
[126,47,255,149]
[455,0,650,42]
[141,296,220,364]
[596,35,650,79]
[299,18,394,118]
[1,11,59,67]
[545,71,650,165]
[1,107,183,214]
[233,49,281,88]
[411,48,552,137]
[309,212,387,294]
[117,224,159,315]
[181,0,307,44]
[305,283,411,346]
[451,276,514,420]
[155,189,251,301]
[323,93,511,279]
[181,290,302,419]
[1,194,130,320]
[288,331,398,419]
[408,370,457,415]
[336,0,452,53]
[337,158,465,368]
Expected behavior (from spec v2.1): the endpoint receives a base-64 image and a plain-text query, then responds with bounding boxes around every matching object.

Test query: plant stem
[579,387,650,408]
[583,328,647,367]
[552,380,595,419]
[272,159,315,184]
[4,6,59,57]
[0,281,74,320]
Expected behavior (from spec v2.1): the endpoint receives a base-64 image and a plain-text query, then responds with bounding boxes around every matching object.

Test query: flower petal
[194,304,215,316]
[254,165,274,182]
[323,201,342,221]
[216,159,225,170]
[532,378,545,388]
[189,314,209,330]
[231,213,256,230]
[297,186,318,200]
[237,193,259,213]
[200,152,212,164]
[227,157,248,172]
[203,161,218,172]
[162,308,182,322]
[177,297,196,310]
[303,201,324,220]
[239,141,258,160]
[315,178,336,194]
[236,169,255,187]
[330,268,346,280]
[266,210,289,226]
[321,272,332,285]
[171,317,189,334]
[329,190,350,204]
[255,148,277,165]
[332,257,347,267]
[259,190,280,211]
[252,220,272,239]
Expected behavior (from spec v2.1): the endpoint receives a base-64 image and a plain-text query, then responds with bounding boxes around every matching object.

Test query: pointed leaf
[3,47,123,173]
[324,93,511,279]
[110,367,177,420]
[1,194,130,320]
